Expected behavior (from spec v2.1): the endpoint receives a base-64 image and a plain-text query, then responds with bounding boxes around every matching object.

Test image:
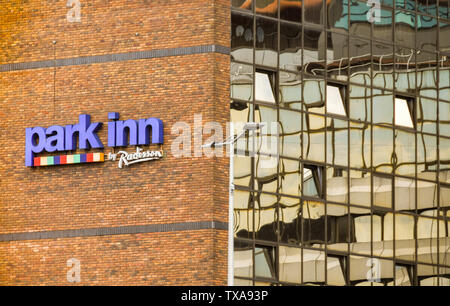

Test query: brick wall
[0,0,230,285]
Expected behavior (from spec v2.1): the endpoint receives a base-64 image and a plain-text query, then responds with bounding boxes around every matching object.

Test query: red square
[60,155,67,164]
[87,153,94,162]
[34,157,40,166]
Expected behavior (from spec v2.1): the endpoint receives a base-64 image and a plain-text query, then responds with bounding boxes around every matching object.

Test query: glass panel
[418,97,437,135]
[231,63,253,101]
[254,191,278,242]
[349,85,371,122]
[373,175,392,208]
[255,17,278,68]
[373,126,394,173]
[350,256,394,285]
[395,129,416,176]
[349,170,371,207]
[395,9,416,49]
[234,248,254,278]
[439,22,450,56]
[416,15,438,52]
[417,53,438,99]
[389,265,412,286]
[373,8,393,42]
[420,276,450,286]
[279,159,301,197]
[326,85,347,116]
[254,105,279,156]
[304,0,324,25]
[327,203,351,251]
[373,60,394,90]
[280,22,302,71]
[232,0,253,11]
[417,179,437,210]
[394,54,416,94]
[349,1,372,40]
[234,278,253,285]
[394,98,414,128]
[417,210,446,264]
[394,213,416,262]
[255,72,276,103]
[438,101,450,137]
[349,122,371,170]
[303,167,319,197]
[440,137,450,163]
[373,92,393,125]
[231,12,254,64]
[327,119,348,166]
[279,246,302,284]
[394,177,416,211]
[438,69,450,102]
[304,77,325,114]
[418,264,440,285]
[302,200,327,245]
[303,249,326,284]
[328,0,348,32]
[327,32,349,80]
[326,167,348,204]
[279,108,302,158]
[353,208,373,256]
[280,0,302,22]
[279,72,302,110]
[234,155,252,187]
[417,134,437,174]
[440,185,450,209]
[234,190,254,239]
[327,256,347,286]
[254,246,275,278]
[255,0,277,18]
[303,27,326,73]
[305,114,326,162]
[279,160,301,243]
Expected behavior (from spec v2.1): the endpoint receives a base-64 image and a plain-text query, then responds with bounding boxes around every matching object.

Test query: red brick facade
[0,0,230,285]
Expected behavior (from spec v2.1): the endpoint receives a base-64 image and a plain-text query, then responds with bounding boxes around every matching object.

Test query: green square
[73,154,80,163]
[47,156,54,165]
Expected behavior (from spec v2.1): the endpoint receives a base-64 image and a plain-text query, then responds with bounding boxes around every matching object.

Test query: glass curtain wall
[231,0,450,286]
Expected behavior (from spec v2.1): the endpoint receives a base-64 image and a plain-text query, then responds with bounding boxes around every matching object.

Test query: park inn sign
[25,112,164,168]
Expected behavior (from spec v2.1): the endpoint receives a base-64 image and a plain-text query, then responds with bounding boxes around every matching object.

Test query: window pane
[279,246,302,284]
[255,0,277,18]
[394,98,414,128]
[373,176,392,208]
[232,0,253,11]
[232,12,254,64]
[254,247,275,278]
[303,167,319,197]
[255,72,276,103]
[326,85,347,116]
[280,0,302,22]
[280,22,302,71]
[255,17,278,68]
[304,0,324,25]
[234,249,253,278]
[231,63,253,101]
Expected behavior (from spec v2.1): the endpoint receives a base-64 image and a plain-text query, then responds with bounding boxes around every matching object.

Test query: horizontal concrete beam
[0,221,228,242]
[0,44,230,72]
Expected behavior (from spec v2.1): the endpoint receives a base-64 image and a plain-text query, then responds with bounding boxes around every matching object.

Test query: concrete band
[0,44,230,72]
[0,221,228,242]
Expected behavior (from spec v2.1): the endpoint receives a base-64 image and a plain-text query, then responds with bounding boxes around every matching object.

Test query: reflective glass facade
[231,0,450,286]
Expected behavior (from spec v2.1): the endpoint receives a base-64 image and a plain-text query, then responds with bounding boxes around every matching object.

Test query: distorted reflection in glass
[280,22,302,71]
[232,12,254,64]
[255,17,278,68]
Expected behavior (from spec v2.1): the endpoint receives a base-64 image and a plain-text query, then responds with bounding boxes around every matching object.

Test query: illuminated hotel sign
[25,112,163,167]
